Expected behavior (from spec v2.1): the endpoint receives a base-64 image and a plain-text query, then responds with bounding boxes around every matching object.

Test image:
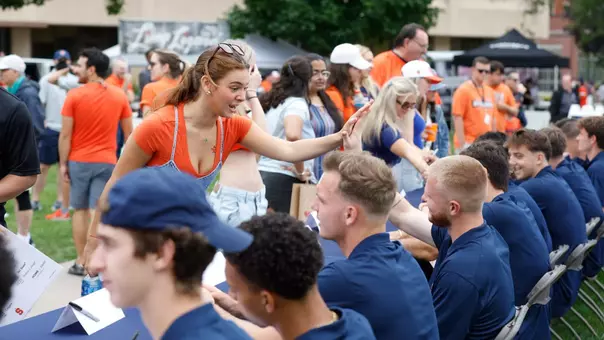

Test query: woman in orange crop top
[83,43,373,273]
[140,50,185,117]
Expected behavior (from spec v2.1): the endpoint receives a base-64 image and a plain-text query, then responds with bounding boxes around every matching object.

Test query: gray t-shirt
[257,97,317,182]
[38,73,78,132]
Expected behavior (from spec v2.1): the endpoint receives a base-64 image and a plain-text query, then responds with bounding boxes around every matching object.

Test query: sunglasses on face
[312,70,331,78]
[396,100,416,111]
[477,69,491,74]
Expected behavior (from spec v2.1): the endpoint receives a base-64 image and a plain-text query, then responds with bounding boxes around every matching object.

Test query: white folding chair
[549,244,570,268]
[496,265,567,340]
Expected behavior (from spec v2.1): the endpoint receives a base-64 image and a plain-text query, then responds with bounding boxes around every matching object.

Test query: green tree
[227,0,439,55]
[568,0,604,60]
[0,0,124,14]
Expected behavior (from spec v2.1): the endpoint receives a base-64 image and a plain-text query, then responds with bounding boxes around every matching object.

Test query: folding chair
[549,244,570,268]
[496,265,567,340]
[559,239,601,338]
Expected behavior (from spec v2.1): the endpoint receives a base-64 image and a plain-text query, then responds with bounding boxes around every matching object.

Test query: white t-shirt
[38,73,77,132]
[257,97,317,181]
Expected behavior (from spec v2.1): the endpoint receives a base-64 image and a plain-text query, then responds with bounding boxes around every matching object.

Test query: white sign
[0,229,62,326]
[52,288,125,335]
[202,252,227,287]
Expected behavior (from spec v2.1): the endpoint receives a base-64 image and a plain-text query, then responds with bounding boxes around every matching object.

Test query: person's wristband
[246,90,257,100]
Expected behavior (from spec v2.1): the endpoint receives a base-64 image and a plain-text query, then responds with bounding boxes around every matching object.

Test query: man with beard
[59,48,133,276]
[506,129,586,318]
[388,155,515,339]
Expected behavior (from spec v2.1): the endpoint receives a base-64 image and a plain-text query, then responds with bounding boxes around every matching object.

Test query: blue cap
[100,167,253,253]
[53,49,71,60]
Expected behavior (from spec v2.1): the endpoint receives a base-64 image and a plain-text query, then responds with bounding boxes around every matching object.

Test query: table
[0,189,424,339]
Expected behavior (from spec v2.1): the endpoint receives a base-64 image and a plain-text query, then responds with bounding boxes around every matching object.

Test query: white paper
[202,252,227,286]
[52,288,125,335]
[0,228,62,326]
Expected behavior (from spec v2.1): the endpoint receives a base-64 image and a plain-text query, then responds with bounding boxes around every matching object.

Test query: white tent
[104,34,307,70]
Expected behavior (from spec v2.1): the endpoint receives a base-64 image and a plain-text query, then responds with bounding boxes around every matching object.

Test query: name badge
[484,114,491,125]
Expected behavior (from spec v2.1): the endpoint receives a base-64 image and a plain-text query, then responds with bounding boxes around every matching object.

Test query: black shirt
[0,88,41,227]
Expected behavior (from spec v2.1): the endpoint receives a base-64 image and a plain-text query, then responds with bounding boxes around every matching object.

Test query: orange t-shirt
[489,83,518,133]
[433,92,442,105]
[371,51,407,88]
[105,74,133,91]
[140,77,180,110]
[578,85,588,107]
[451,80,497,147]
[132,103,253,178]
[325,85,354,122]
[261,79,272,93]
[505,117,522,135]
[62,83,132,164]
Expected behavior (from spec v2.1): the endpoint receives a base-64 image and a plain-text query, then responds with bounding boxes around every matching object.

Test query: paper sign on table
[52,288,125,335]
[0,228,62,326]
[202,252,226,286]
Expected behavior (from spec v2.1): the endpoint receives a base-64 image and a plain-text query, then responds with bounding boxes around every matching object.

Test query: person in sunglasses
[83,41,372,273]
[360,77,432,181]
[451,56,497,153]
[140,50,186,117]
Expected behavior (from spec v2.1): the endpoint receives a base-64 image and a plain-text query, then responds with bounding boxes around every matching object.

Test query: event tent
[452,29,569,68]
[104,34,307,70]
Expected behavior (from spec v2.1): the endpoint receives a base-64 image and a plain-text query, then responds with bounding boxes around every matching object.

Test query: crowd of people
[0,21,603,339]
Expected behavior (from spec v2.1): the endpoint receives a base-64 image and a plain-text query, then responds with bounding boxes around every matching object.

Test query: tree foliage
[568,0,604,58]
[0,0,124,15]
[227,0,439,55]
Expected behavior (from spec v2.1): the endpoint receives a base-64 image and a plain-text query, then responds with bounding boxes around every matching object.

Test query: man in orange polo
[371,23,429,88]
[451,56,496,153]
[487,61,520,134]
[59,48,133,276]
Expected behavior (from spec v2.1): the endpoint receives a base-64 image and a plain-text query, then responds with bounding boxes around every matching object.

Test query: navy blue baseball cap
[100,167,253,253]
[53,49,71,60]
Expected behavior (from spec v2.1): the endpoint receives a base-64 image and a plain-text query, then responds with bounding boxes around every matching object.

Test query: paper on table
[0,228,62,326]
[52,288,125,335]
[202,252,226,286]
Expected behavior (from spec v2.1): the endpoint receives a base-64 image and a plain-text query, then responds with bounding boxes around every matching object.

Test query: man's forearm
[453,116,465,148]
[0,175,37,202]
[389,193,436,246]
[58,134,71,165]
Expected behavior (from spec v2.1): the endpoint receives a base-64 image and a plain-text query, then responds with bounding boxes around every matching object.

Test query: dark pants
[116,127,125,159]
[260,171,304,213]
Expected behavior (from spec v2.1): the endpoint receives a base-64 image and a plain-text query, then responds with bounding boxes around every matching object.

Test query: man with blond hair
[389,155,515,339]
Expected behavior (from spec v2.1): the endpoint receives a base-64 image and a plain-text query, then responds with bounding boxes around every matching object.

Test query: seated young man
[543,127,604,278]
[210,213,376,339]
[461,141,551,339]
[506,129,587,318]
[88,167,253,340]
[389,155,515,339]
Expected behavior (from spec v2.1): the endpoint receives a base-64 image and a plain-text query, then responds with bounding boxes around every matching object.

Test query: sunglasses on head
[205,42,245,76]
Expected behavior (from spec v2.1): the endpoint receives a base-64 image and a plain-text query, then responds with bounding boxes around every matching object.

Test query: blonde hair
[355,44,378,99]
[223,39,256,116]
[361,77,419,146]
[428,156,487,213]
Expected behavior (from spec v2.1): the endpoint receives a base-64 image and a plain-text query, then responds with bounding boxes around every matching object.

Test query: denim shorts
[392,158,424,193]
[68,161,114,209]
[209,185,268,227]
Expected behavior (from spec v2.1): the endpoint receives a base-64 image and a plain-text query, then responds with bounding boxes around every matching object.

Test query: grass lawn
[4,167,604,338]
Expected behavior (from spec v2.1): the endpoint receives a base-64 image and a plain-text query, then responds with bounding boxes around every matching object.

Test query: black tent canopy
[452,29,569,68]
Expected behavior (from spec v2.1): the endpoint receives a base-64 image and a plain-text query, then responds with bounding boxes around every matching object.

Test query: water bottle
[81,274,103,296]
[353,89,368,109]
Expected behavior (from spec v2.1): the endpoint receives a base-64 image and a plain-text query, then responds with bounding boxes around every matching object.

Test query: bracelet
[246,95,258,100]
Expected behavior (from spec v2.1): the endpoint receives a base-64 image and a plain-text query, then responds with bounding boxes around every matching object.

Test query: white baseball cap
[330,44,372,70]
[401,60,442,84]
[0,54,26,73]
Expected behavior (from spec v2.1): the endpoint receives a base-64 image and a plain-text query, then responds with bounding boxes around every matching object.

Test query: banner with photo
[118,20,230,57]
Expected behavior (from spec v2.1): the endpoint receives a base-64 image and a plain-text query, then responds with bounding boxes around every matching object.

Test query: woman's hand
[342,100,373,150]
[203,285,245,319]
[281,165,311,182]
[248,64,262,94]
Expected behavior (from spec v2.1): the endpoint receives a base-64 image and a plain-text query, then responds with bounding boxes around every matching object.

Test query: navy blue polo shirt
[430,224,515,340]
[508,181,553,252]
[363,124,402,167]
[161,303,252,340]
[519,166,587,318]
[483,194,551,339]
[556,157,604,278]
[317,233,439,340]
[586,151,604,206]
[297,307,376,340]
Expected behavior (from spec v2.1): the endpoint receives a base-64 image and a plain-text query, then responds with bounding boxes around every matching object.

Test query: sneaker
[68,263,85,276]
[45,210,70,221]
[29,236,35,248]
[51,201,62,211]
[31,201,42,211]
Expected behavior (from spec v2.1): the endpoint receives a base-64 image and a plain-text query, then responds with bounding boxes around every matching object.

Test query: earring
[207,91,211,95]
